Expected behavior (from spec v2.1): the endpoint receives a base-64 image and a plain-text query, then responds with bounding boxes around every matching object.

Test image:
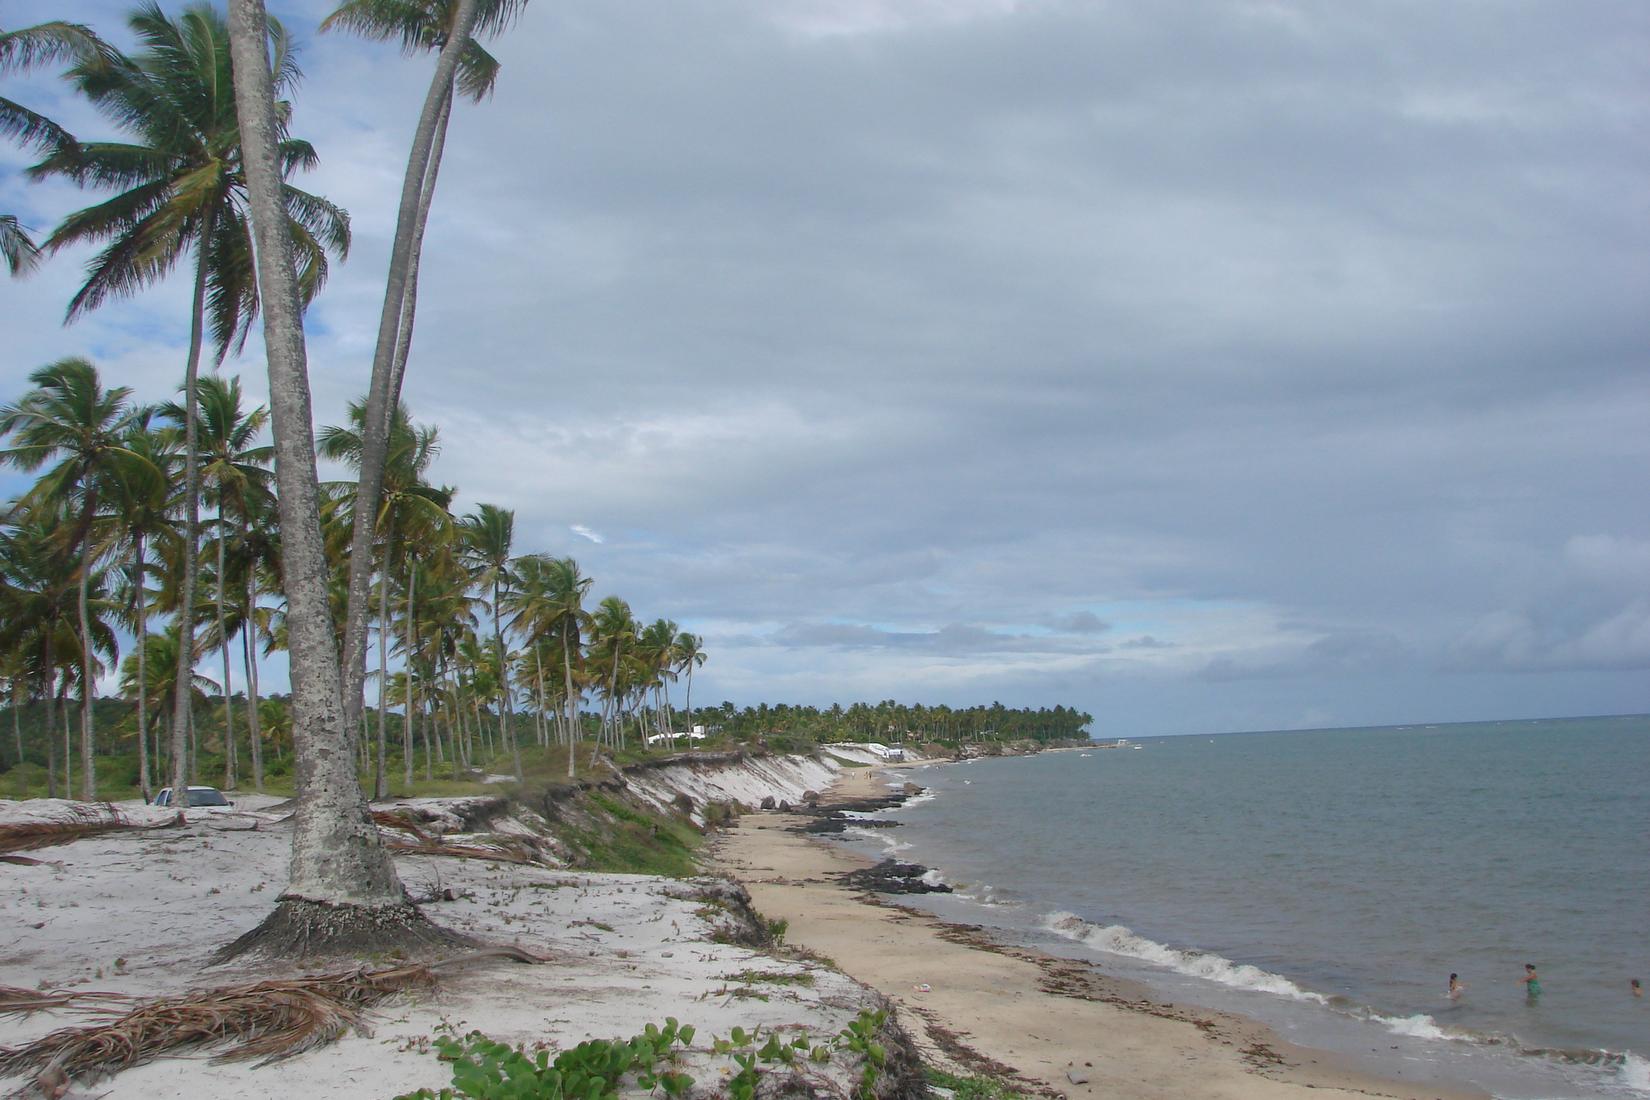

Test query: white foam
[842,825,910,855]
[1621,1053,1650,1095]
[1044,912,1328,1004]
[1369,1013,1451,1041]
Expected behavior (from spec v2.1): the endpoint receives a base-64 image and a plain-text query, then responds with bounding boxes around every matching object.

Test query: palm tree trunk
[244,565,263,789]
[43,650,57,799]
[375,559,390,799]
[387,89,450,410]
[169,206,213,811]
[133,540,151,799]
[218,515,237,791]
[10,689,21,768]
[77,497,97,800]
[563,636,577,780]
[341,0,482,741]
[224,0,409,939]
[403,555,415,788]
[492,580,521,780]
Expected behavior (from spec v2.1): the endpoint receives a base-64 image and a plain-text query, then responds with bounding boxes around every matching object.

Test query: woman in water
[1448,973,1464,1000]
[1521,963,1541,999]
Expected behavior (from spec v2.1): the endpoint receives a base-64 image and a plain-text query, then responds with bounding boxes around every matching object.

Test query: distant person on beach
[1521,964,1541,999]
[1448,973,1464,999]
[1633,979,1642,998]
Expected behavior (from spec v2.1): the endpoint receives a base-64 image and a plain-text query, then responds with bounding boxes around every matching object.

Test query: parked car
[151,786,233,808]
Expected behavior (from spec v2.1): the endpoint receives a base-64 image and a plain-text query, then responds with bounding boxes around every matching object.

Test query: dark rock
[840,858,953,895]
[760,795,777,810]
[802,790,821,806]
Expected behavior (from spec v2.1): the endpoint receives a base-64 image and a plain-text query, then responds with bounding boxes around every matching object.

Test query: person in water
[1633,979,1642,998]
[1521,964,1541,998]
[1448,973,1465,999]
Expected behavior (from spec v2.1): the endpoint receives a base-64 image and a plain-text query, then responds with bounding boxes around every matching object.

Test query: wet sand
[712,763,1485,1100]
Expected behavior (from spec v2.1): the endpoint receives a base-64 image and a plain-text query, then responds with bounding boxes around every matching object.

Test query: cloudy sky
[4,0,1647,736]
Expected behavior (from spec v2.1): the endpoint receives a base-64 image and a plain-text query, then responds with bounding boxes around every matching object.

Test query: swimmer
[1633,979,1642,998]
[1448,973,1464,1000]
[1521,963,1541,999]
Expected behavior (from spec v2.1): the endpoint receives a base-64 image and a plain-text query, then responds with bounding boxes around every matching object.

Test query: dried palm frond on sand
[0,812,182,855]
[371,809,434,842]
[384,837,540,864]
[0,948,543,1092]
[0,986,135,1018]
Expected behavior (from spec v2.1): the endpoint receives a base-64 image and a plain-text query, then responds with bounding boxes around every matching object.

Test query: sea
[835,715,1650,1100]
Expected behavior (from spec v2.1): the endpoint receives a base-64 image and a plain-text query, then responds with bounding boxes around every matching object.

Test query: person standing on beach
[1521,964,1541,1000]
[1448,973,1465,1000]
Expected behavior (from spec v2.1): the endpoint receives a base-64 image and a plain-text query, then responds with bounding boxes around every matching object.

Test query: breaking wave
[1044,911,1330,1003]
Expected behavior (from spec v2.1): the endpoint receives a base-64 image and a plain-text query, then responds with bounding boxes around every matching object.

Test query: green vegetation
[395,1010,896,1100]
[925,1067,1029,1100]
[558,791,702,877]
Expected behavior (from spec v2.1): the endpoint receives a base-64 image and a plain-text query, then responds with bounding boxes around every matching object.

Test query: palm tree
[109,413,180,799]
[673,631,706,739]
[500,553,586,772]
[0,357,146,798]
[321,399,449,795]
[118,624,216,779]
[31,1,348,808]
[321,0,527,740]
[0,509,80,795]
[165,375,272,790]
[458,503,520,779]
[0,19,110,274]
[637,618,677,746]
[220,0,415,954]
[588,595,635,757]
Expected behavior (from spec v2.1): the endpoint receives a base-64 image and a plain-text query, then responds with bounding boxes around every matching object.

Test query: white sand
[0,770,893,1099]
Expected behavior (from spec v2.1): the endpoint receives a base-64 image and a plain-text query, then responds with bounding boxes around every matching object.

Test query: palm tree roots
[212,896,472,964]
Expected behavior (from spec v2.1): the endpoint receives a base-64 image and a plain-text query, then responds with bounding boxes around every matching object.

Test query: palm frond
[0,213,41,276]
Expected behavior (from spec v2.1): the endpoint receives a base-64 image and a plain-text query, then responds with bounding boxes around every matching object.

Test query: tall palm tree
[220,0,413,953]
[32,1,348,808]
[458,503,520,779]
[321,399,448,795]
[0,509,80,795]
[637,618,677,745]
[109,413,180,799]
[0,19,110,274]
[588,595,634,757]
[0,357,146,798]
[165,375,271,790]
[673,631,706,739]
[321,0,527,740]
[500,553,581,768]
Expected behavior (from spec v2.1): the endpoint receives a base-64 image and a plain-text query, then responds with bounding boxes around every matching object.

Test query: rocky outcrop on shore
[840,858,953,895]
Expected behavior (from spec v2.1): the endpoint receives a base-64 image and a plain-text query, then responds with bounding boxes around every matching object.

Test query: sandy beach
[713,762,1486,1100]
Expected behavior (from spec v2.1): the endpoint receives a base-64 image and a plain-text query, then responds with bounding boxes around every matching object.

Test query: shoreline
[711,761,1487,1100]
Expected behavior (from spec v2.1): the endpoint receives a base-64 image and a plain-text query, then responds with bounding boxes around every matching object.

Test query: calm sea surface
[843,716,1650,1099]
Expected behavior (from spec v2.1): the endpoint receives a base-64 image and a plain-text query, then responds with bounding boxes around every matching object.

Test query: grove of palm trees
[3,2,1090,960]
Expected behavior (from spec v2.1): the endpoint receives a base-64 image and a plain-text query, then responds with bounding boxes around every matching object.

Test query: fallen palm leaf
[385,838,538,864]
[0,951,542,1090]
[0,986,137,1018]
[0,811,182,856]
[371,809,434,842]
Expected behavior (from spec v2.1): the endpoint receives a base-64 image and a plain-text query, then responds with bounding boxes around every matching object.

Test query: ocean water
[841,716,1650,1099]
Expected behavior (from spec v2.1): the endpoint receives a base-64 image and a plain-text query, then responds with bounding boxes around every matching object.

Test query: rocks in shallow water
[840,858,953,894]
[760,795,777,810]
[797,790,920,834]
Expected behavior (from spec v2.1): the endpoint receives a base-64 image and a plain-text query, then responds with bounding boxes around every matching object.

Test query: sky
[3,0,1648,737]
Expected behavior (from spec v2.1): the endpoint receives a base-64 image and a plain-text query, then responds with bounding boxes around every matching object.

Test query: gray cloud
[4,0,1647,734]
